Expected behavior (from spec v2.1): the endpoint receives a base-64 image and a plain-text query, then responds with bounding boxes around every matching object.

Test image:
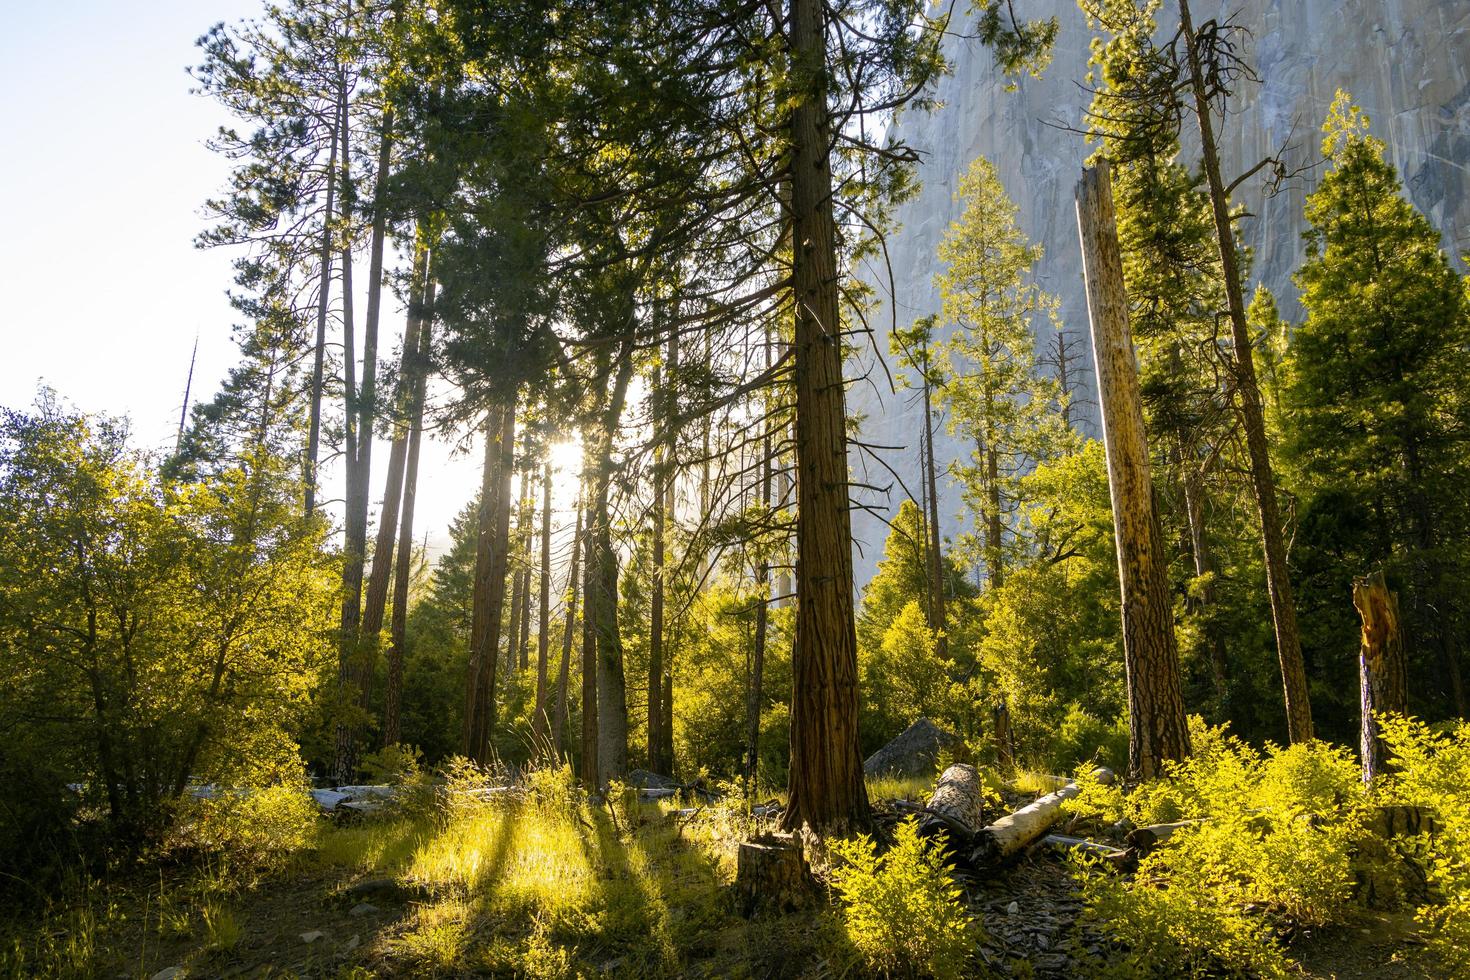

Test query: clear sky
[0,0,492,558]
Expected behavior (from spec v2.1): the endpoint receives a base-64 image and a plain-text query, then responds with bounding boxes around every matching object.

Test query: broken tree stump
[971,768,1115,865]
[1123,819,1203,855]
[1353,570,1408,783]
[736,833,813,916]
[917,764,985,854]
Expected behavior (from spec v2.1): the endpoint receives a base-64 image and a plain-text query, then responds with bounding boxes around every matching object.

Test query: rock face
[847,0,1470,588]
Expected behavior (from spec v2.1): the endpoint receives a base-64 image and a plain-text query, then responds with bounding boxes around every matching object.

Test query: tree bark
[533,459,554,745]
[1177,0,1313,743]
[1354,570,1407,783]
[383,277,433,749]
[649,362,667,771]
[781,0,869,835]
[552,498,583,759]
[305,88,341,517]
[363,237,431,642]
[1076,161,1192,782]
[579,495,598,786]
[463,393,517,763]
[918,763,985,853]
[591,342,636,787]
[921,357,947,657]
[746,337,774,792]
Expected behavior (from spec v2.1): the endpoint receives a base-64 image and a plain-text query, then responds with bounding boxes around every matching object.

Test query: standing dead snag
[1354,570,1408,782]
[1076,162,1191,781]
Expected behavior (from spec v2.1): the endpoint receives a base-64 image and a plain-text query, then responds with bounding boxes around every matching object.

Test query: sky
[0,0,494,559]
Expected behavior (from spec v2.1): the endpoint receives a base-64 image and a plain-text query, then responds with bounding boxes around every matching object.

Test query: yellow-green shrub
[171,782,318,870]
[1071,719,1374,975]
[1379,714,1470,974]
[829,818,975,979]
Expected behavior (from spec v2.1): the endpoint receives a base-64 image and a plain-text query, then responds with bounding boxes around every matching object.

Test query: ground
[0,775,1439,978]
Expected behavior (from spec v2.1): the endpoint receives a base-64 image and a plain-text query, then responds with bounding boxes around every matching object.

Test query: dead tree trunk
[991,701,1014,776]
[780,0,870,836]
[1177,0,1313,743]
[971,769,1115,865]
[649,360,668,772]
[579,497,598,786]
[1354,570,1408,783]
[745,333,775,793]
[1077,162,1191,782]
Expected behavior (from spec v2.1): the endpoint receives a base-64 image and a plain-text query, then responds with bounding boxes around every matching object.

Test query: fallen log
[970,768,1114,865]
[1123,819,1202,854]
[917,764,986,853]
[1043,833,1134,870]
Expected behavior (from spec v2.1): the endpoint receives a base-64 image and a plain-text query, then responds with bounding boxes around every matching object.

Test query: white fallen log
[970,768,1114,865]
[918,764,986,852]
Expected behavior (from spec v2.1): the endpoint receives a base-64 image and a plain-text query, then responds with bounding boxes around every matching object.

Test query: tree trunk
[463,394,517,763]
[656,328,680,773]
[335,95,366,784]
[1177,0,1312,743]
[745,332,775,793]
[649,362,667,772]
[506,554,525,675]
[363,237,431,641]
[991,701,1014,775]
[985,439,1003,588]
[579,495,598,786]
[970,769,1114,865]
[533,459,554,745]
[1076,162,1191,781]
[305,91,341,517]
[922,363,947,657]
[1354,570,1407,783]
[781,0,869,835]
[552,498,583,759]
[591,342,636,787]
[383,277,432,749]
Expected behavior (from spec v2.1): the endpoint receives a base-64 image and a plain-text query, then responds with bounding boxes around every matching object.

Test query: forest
[1,0,1468,977]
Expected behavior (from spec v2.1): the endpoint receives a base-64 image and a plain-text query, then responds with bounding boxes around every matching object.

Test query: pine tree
[1287,92,1470,718]
[933,156,1070,587]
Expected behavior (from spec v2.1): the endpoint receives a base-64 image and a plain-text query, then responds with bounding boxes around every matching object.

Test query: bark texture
[1076,162,1191,781]
[1354,570,1408,783]
[780,0,869,834]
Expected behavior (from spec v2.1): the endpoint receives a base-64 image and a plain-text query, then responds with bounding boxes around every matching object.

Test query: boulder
[863,718,958,780]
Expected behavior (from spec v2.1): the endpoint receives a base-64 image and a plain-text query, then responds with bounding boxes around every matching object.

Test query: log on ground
[917,763,986,854]
[971,768,1114,865]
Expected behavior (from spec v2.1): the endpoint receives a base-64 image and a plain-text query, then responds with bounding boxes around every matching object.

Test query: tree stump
[917,764,985,856]
[1353,570,1408,783]
[736,833,812,916]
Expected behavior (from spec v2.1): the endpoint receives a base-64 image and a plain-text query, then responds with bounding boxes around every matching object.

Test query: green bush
[1379,714,1470,974]
[170,782,319,870]
[829,818,976,979]
[1070,718,1374,976]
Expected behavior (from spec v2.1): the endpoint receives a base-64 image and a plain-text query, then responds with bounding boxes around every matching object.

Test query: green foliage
[934,156,1073,584]
[0,392,333,844]
[829,818,976,979]
[1379,714,1470,973]
[1286,91,1470,721]
[1071,719,1380,976]
[170,782,320,871]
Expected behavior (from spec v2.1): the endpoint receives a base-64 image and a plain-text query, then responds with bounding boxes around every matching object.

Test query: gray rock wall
[847,0,1470,588]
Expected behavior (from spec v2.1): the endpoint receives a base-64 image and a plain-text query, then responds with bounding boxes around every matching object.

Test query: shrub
[1070,718,1375,975]
[171,782,319,870]
[829,818,975,979]
[1379,714,1470,974]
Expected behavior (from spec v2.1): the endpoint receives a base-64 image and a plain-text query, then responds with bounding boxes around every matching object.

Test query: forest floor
[1,779,1437,979]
